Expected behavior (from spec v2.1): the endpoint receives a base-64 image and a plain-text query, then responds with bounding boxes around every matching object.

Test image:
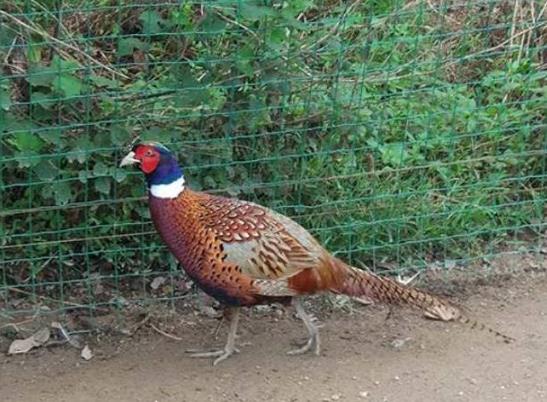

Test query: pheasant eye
[145,150,154,157]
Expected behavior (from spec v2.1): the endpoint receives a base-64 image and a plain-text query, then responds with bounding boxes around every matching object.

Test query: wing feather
[200,195,324,282]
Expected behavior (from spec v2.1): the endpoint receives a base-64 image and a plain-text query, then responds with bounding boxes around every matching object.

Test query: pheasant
[120,142,505,365]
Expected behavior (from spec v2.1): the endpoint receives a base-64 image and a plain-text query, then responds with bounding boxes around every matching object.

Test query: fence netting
[0,0,545,317]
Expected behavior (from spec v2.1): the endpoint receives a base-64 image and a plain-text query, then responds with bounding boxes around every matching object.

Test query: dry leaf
[8,327,50,354]
[352,296,374,305]
[51,321,81,348]
[150,276,166,290]
[81,344,93,360]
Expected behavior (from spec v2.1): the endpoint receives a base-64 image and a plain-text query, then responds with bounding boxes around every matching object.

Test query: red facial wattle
[134,145,160,174]
[141,155,159,174]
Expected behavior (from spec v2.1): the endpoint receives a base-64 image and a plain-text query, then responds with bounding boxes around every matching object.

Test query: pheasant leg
[287,298,321,356]
[186,307,240,365]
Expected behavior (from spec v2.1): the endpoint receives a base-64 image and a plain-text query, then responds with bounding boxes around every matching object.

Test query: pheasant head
[120,142,185,198]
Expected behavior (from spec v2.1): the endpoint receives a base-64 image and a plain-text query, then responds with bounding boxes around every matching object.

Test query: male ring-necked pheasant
[120,142,507,365]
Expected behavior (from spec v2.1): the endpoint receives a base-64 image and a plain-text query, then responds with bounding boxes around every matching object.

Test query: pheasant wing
[200,196,325,282]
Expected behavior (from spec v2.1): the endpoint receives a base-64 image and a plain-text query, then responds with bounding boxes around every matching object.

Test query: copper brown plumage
[120,142,511,365]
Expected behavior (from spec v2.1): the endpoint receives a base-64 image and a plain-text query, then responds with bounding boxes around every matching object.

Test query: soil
[1,265,547,402]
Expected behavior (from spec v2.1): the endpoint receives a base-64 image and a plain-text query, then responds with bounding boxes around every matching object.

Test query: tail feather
[332,260,513,342]
[457,315,514,343]
[335,262,460,321]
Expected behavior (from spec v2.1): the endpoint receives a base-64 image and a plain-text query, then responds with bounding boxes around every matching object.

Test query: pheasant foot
[287,298,321,356]
[186,306,240,365]
[287,335,319,355]
[186,346,240,365]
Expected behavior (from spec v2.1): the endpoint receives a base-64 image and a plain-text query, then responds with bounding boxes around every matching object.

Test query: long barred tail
[333,261,513,342]
[457,315,513,343]
[335,263,461,321]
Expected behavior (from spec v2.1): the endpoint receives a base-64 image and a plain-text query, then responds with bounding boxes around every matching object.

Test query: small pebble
[359,391,369,398]
[390,338,411,349]
[331,394,341,401]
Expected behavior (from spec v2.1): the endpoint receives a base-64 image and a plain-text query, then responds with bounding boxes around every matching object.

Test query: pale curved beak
[119,151,140,167]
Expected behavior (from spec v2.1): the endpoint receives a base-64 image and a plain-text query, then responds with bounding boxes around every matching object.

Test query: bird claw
[287,335,320,356]
[186,347,240,365]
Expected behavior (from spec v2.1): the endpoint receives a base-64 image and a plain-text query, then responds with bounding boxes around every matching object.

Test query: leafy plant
[0,0,544,300]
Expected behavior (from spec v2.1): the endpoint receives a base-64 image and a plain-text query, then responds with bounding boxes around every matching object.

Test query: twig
[396,270,422,286]
[352,297,374,306]
[128,314,151,336]
[0,229,157,251]
[1,35,26,75]
[7,287,109,312]
[0,10,128,79]
[51,321,81,348]
[213,8,313,78]
[300,0,361,52]
[509,0,520,49]
[44,339,72,348]
[150,323,183,341]
[214,10,260,41]
[0,321,27,332]
[3,36,17,65]
[425,0,459,25]
[449,23,545,65]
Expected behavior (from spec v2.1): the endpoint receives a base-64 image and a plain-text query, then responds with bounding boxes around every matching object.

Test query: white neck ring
[150,176,185,199]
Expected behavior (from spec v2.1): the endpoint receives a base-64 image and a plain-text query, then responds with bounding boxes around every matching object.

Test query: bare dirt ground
[2,261,547,402]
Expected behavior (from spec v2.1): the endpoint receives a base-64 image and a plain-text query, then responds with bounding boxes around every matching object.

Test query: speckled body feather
[149,188,460,320]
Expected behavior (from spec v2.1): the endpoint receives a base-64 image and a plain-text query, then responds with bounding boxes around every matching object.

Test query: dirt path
[2,274,546,402]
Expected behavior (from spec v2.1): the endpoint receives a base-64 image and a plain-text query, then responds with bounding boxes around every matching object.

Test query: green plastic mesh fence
[0,1,545,318]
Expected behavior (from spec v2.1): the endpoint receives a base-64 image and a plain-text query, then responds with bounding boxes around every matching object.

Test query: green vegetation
[0,1,545,305]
